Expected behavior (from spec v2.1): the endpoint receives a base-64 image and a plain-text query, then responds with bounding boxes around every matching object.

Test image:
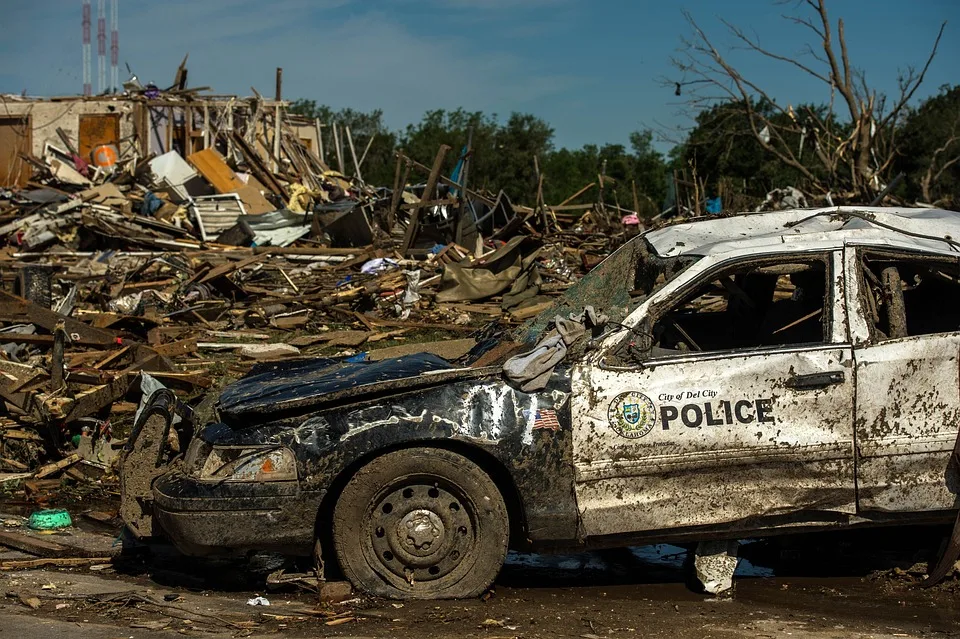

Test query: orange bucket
[91,144,119,168]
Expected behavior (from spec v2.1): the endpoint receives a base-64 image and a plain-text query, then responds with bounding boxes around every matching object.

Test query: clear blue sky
[1,0,956,152]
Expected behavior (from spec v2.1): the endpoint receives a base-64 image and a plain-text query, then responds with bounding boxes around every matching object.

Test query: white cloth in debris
[503,306,606,392]
[360,257,398,275]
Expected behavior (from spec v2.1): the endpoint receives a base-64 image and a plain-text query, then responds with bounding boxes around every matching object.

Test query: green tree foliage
[541,134,668,218]
[896,85,960,207]
[288,99,668,216]
[400,109,500,193]
[674,99,852,202]
[289,99,398,186]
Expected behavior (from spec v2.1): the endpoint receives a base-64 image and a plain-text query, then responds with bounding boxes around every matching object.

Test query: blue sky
[1,0,957,151]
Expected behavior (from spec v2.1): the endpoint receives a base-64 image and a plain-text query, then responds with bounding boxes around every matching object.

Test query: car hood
[216,353,492,426]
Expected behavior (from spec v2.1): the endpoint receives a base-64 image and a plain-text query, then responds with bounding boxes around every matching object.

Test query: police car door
[570,251,857,538]
[846,247,960,514]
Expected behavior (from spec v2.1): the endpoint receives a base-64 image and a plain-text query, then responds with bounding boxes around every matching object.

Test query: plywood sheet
[188,148,274,214]
[0,117,32,188]
[186,148,244,193]
[78,114,119,160]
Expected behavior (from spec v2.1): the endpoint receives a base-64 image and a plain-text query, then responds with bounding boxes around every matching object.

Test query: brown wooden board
[78,114,120,161]
[0,116,32,188]
[187,148,245,193]
[0,531,71,557]
[187,149,274,214]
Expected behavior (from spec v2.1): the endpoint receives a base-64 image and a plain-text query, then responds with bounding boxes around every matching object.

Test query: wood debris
[0,62,629,499]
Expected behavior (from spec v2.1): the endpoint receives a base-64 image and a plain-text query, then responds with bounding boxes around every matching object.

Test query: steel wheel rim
[362,475,478,586]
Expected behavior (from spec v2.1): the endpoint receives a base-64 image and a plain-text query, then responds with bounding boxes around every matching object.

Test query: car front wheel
[332,448,509,599]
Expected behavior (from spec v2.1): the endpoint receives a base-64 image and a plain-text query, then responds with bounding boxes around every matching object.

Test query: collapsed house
[0,73,633,504]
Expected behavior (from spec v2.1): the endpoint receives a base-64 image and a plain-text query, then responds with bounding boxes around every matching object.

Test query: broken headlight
[199,446,298,482]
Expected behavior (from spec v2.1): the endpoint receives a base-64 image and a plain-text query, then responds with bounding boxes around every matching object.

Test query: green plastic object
[27,509,72,530]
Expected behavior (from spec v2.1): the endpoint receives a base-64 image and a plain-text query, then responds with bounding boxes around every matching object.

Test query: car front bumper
[152,471,323,556]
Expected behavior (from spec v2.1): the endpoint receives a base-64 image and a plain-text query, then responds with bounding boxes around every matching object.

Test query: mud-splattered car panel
[151,357,578,556]
[137,206,960,563]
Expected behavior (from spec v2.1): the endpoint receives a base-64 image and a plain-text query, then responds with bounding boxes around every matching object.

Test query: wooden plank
[396,152,495,207]
[0,430,43,441]
[153,337,198,357]
[92,345,131,370]
[0,334,112,347]
[0,557,112,570]
[252,246,364,256]
[0,531,71,557]
[0,116,32,188]
[186,148,245,193]
[360,316,475,332]
[43,376,129,423]
[35,453,82,479]
[0,291,121,347]
[510,301,555,321]
[402,144,450,255]
[187,149,274,214]
[198,253,267,284]
[234,183,274,215]
[231,132,287,197]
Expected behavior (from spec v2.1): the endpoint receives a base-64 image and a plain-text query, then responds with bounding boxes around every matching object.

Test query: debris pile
[0,79,631,492]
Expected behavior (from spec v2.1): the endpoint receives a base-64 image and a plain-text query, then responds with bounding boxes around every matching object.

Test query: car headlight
[199,446,298,482]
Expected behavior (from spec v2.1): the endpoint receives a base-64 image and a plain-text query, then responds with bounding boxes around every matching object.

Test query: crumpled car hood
[216,353,459,424]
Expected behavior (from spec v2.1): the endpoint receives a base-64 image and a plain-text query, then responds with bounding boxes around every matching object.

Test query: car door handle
[785,371,845,390]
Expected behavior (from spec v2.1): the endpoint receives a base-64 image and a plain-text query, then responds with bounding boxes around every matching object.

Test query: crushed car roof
[645,207,960,258]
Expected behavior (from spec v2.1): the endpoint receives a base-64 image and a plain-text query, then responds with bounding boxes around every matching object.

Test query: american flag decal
[533,409,560,431]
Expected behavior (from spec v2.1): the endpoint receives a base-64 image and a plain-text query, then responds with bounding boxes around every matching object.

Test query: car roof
[644,206,960,259]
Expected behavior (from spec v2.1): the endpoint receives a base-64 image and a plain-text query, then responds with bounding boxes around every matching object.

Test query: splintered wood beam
[0,291,120,348]
[401,144,451,255]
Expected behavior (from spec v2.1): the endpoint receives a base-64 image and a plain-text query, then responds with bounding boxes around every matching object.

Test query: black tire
[332,448,508,599]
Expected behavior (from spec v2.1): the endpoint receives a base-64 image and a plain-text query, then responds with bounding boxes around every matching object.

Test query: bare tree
[668,0,945,200]
[920,114,960,204]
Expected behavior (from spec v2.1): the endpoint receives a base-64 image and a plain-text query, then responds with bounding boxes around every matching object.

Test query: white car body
[571,207,960,539]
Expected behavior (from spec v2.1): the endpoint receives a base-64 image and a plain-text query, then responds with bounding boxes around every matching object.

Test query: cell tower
[97,0,106,94]
[110,0,118,92]
[82,0,91,96]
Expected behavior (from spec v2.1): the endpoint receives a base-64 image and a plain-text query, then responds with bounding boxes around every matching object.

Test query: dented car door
[570,250,858,538]
[845,247,960,513]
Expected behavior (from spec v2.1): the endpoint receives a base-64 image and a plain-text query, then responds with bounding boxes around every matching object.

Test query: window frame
[601,250,842,368]
[855,247,960,344]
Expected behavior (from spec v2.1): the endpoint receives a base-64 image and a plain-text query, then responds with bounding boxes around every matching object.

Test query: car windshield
[516,235,699,342]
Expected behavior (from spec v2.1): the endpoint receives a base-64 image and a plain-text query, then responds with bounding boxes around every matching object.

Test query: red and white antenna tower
[110,0,118,92]
[97,0,106,94]
[82,0,92,96]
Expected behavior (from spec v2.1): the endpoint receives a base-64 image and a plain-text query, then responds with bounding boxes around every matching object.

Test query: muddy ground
[0,518,957,638]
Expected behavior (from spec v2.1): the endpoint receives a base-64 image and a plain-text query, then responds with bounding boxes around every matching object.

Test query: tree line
[292,86,959,217]
[289,101,672,218]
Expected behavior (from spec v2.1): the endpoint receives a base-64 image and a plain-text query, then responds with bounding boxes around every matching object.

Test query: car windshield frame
[515,234,699,344]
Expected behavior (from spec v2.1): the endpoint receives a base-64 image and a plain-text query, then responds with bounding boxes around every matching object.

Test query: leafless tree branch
[879,22,946,129]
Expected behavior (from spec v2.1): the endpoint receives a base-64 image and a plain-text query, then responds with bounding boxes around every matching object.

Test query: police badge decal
[608,391,657,438]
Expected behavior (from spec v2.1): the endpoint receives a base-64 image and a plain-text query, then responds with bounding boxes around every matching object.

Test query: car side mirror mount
[622,315,653,366]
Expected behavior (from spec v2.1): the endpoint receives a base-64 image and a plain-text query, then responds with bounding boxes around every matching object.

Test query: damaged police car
[121,206,960,599]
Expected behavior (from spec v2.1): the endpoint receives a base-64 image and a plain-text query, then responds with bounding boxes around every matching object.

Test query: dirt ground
[0,521,958,638]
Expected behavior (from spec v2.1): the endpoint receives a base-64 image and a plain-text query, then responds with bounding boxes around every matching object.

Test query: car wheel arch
[313,439,528,578]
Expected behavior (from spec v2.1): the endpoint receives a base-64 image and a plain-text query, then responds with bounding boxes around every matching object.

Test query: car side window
[859,251,960,340]
[615,256,833,362]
